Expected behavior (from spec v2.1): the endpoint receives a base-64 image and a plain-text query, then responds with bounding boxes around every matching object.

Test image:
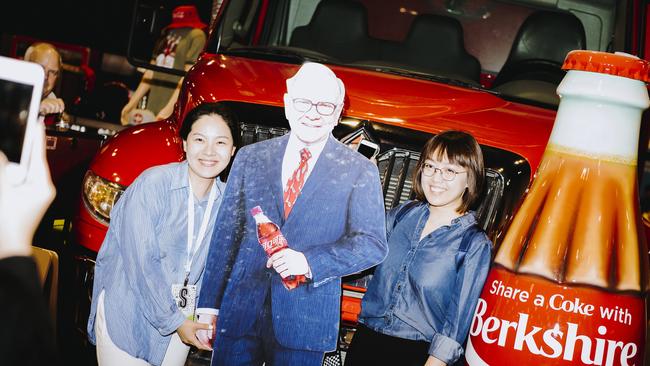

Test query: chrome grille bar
[377,148,420,210]
[240,124,289,145]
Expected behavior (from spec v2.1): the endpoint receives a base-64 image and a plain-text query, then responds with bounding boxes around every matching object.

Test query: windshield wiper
[352,64,483,90]
[223,48,481,90]
[223,46,332,64]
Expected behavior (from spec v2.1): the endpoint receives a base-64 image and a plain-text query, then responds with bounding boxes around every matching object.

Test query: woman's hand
[176,319,213,351]
[196,312,217,349]
[424,355,446,366]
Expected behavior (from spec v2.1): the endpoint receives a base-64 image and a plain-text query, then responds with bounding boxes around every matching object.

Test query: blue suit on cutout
[198,133,388,362]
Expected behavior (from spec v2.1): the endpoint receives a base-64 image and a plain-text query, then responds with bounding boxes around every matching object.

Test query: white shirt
[281,133,328,190]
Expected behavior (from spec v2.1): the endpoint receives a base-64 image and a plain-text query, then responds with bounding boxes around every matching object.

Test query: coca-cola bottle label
[261,233,289,255]
[466,267,644,366]
[251,206,306,290]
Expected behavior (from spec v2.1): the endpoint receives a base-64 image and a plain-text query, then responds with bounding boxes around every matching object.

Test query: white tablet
[0,55,44,179]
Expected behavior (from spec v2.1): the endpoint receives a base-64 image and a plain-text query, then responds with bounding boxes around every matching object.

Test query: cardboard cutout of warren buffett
[195,62,388,366]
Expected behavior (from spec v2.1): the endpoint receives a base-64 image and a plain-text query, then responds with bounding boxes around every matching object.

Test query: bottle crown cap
[250,206,262,216]
[562,50,650,82]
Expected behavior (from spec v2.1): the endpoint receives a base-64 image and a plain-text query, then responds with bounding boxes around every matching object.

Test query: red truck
[72,0,650,361]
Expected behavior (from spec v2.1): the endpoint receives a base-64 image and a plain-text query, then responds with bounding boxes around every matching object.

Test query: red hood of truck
[180,54,554,168]
[93,54,555,186]
[90,120,184,187]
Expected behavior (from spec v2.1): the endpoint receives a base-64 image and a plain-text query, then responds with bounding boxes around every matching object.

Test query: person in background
[121,5,207,125]
[87,102,239,366]
[0,120,57,365]
[24,43,65,118]
[345,130,492,366]
[194,62,388,366]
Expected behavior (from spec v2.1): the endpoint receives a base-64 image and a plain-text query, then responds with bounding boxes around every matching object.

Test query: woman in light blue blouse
[87,103,240,366]
[346,131,492,366]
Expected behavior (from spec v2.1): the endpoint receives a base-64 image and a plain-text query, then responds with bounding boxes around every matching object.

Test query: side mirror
[126,0,185,76]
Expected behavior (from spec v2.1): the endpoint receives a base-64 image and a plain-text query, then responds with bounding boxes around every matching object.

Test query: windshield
[210,0,616,105]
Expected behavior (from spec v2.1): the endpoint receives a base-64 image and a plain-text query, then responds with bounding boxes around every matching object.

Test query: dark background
[0,1,134,56]
[0,0,141,115]
[0,0,214,113]
[0,4,139,365]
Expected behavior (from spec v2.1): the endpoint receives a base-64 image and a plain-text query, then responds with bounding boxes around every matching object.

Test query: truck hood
[93,54,556,187]
[90,120,184,186]
[180,54,555,170]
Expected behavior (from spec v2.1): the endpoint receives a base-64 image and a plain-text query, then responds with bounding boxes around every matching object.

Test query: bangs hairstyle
[179,102,240,148]
[412,130,485,213]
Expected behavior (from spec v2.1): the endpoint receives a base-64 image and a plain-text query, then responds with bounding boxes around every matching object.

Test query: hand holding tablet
[0,55,45,183]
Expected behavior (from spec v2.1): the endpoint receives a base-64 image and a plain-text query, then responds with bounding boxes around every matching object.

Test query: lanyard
[186,177,218,284]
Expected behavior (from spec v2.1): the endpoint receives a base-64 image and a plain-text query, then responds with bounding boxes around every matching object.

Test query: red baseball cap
[165,5,207,30]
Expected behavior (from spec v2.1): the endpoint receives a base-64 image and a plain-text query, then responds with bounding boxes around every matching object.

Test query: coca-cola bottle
[466,51,650,365]
[251,206,307,290]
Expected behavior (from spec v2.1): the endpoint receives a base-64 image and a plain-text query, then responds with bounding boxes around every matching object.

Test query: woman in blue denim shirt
[346,131,492,366]
[87,103,239,366]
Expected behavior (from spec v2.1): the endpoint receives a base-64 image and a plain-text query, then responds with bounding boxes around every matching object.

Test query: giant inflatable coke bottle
[466,51,650,365]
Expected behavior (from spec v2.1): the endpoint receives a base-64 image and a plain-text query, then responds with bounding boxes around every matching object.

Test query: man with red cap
[121,5,207,125]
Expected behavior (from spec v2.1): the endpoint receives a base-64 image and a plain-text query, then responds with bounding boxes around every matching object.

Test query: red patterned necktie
[283,148,312,219]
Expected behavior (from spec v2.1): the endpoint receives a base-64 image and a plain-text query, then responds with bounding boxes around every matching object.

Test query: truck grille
[239,124,421,211]
[240,124,289,146]
[238,123,503,232]
[377,148,420,210]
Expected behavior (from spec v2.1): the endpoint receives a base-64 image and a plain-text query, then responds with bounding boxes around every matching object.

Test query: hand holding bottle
[266,248,311,279]
[251,206,308,290]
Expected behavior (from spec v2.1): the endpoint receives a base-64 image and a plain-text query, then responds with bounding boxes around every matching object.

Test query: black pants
[344,324,429,366]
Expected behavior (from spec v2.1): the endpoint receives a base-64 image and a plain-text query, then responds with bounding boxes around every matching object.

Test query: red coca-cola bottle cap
[250,206,262,216]
[562,50,650,82]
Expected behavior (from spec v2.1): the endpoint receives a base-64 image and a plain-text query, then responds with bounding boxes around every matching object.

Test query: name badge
[171,283,197,320]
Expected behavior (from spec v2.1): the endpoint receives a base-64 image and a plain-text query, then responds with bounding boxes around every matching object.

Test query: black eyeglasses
[292,98,338,116]
[422,163,467,181]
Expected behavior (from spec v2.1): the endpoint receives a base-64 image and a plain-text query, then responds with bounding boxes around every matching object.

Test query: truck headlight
[82,171,125,225]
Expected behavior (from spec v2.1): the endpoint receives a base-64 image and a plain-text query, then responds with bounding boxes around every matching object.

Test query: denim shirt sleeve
[429,232,492,363]
[112,174,186,336]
